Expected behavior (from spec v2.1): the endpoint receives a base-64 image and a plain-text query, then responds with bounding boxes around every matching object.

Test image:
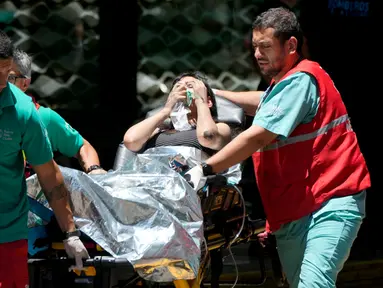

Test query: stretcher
[27,96,277,288]
[28,178,267,288]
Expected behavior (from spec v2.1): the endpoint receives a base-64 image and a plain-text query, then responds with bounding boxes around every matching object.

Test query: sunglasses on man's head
[8,74,28,84]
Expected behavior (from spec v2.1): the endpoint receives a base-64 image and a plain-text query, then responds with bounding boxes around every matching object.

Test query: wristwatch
[201,162,214,176]
[86,164,103,174]
[64,229,81,239]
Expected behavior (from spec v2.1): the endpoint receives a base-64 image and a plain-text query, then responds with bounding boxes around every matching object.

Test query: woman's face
[176,76,196,90]
[175,76,213,118]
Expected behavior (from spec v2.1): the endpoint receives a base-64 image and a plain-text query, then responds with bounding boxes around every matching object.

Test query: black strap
[86,164,103,174]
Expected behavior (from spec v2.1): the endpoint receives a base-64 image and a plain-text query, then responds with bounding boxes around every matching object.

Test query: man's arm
[206,125,277,172]
[23,102,88,267]
[47,109,104,173]
[184,125,277,191]
[75,139,103,173]
[32,160,76,233]
[22,107,75,232]
[187,72,319,179]
[213,89,264,116]
[34,161,90,268]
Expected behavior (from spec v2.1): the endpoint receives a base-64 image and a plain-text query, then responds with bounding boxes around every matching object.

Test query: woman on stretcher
[123,71,232,155]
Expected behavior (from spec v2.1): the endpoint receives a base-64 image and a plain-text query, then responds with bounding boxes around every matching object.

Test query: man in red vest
[185,7,370,287]
[9,48,106,176]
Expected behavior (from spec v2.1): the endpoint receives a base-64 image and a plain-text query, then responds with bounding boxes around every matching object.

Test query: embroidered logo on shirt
[0,128,14,141]
[268,104,284,117]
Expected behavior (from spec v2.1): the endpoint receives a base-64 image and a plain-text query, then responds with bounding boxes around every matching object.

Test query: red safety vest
[252,59,371,232]
[30,95,40,109]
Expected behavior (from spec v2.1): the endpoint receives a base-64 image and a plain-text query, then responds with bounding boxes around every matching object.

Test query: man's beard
[260,65,281,78]
[258,53,285,79]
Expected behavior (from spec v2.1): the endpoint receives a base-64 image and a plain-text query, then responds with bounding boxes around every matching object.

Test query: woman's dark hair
[171,71,218,119]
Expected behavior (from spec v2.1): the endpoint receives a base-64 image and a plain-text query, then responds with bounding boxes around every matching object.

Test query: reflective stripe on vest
[260,114,350,152]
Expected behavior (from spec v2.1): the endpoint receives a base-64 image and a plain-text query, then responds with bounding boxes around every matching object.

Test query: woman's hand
[163,83,187,114]
[190,79,208,104]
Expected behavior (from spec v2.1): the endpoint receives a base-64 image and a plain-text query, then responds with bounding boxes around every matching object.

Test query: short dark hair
[171,71,217,118]
[0,29,14,59]
[252,7,303,54]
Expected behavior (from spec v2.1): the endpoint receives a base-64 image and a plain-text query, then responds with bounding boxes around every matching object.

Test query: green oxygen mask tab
[186,88,193,107]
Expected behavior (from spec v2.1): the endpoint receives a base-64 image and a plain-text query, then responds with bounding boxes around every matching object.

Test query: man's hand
[210,88,264,117]
[184,165,206,191]
[64,236,90,271]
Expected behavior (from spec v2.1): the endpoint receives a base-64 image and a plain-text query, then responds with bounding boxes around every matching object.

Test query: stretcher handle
[28,256,132,268]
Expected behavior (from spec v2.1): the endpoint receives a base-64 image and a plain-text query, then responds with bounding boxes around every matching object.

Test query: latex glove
[184,165,206,191]
[88,168,107,175]
[64,236,90,271]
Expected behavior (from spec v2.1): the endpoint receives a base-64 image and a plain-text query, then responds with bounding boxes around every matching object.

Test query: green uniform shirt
[0,83,53,244]
[38,106,84,157]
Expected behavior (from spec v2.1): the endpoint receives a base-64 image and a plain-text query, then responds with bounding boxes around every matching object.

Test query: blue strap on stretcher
[28,196,54,256]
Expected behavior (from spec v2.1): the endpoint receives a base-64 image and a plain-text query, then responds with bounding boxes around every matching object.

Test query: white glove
[64,236,90,271]
[184,165,206,192]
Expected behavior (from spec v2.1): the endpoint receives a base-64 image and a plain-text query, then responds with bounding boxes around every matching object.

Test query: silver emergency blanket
[27,146,242,282]
[114,144,242,185]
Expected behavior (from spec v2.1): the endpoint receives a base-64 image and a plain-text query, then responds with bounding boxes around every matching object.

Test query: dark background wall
[0,0,139,170]
[1,1,100,112]
[136,0,264,113]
